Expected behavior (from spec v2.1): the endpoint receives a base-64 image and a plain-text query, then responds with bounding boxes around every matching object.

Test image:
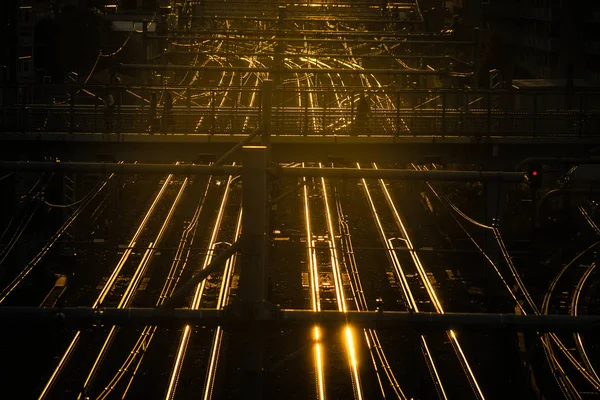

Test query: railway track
[0,170,122,306]
[92,174,216,399]
[8,1,591,399]
[38,167,193,398]
[415,163,600,398]
[541,243,600,399]
[302,163,364,399]
[358,162,485,400]
[164,170,242,399]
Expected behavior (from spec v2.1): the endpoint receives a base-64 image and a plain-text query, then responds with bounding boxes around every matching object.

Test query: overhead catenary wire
[38,167,175,400]
[0,172,115,304]
[0,173,54,268]
[0,172,14,183]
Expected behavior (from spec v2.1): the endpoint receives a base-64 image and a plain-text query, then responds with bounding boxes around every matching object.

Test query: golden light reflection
[319,164,363,399]
[313,326,326,400]
[345,326,363,400]
[166,170,236,400]
[203,209,243,400]
[372,163,485,400]
[304,169,326,400]
[358,162,448,399]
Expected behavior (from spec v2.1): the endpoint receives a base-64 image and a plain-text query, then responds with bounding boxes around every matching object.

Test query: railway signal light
[527,164,543,189]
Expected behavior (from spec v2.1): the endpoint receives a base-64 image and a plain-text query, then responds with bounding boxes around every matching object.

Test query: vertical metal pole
[61,172,76,250]
[579,92,584,136]
[140,90,145,131]
[235,80,239,132]
[117,87,122,136]
[487,91,492,137]
[211,90,216,134]
[258,89,262,131]
[0,87,4,132]
[396,90,400,137]
[18,86,24,133]
[532,93,538,136]
[473,27,480,89]
[69,85,75,134]
[463,92,468,134]
[304,90,309,136]
[261,80,273,159]
[442,91,447,137]
[350,91,355,135]
[186,87,191,134]
[510,91,515,135]
[239,145,269,399]
[484,181,503,308]
[94,99,98,133]
[226,37,229,62]
[324,91,329,136]
[142,21,149,85]
[161,92,166,135]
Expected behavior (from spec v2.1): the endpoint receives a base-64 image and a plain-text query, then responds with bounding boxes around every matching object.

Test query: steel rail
[316,163,364,399]
[358,163,447,398]
[541,241,600,391]
[572,263,600,383]
[333,184,407,398]
[38,170,175,400]
[417,164,581,395]
[0,174,113,303]
[77,178,189,399]
[371,162,484,399]
[302,169,327,400]
[420,163,600,391]
[203,208,243,400]
[96,175,215,400]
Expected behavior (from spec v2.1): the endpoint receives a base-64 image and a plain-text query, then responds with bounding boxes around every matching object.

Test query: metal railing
[2,85,600,137]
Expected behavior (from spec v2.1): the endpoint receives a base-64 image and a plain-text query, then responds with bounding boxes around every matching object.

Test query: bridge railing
[2,85,600,136]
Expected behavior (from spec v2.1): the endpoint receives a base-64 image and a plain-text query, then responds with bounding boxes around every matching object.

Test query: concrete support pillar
[238,145,269,398]
[240,145,268,302]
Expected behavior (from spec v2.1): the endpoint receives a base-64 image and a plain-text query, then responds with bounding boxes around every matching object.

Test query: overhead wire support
[213,127,261,166]
[3,308,600,332]
[168,29,453,38]
[161,240,242,309]
[119,63,450,75]
[164,51,465,60]
[181,16,425,24]
[155,35,474,45]
[0,162,527,182]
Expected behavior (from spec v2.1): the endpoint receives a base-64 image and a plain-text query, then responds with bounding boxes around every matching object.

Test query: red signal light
[532,171,538,176]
